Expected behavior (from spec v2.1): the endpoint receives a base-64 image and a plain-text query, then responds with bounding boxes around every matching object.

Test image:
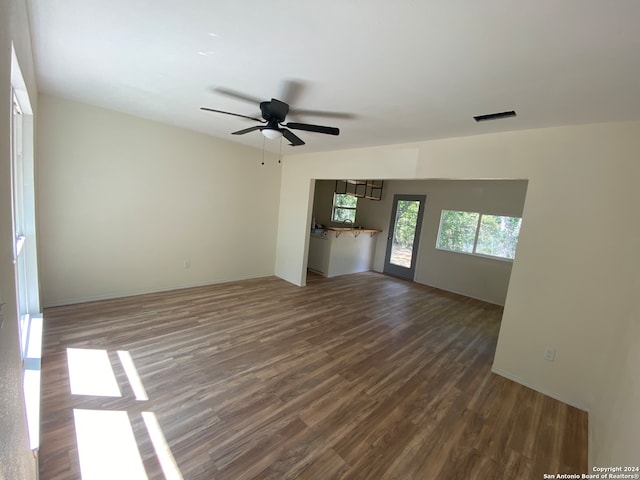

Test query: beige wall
[365,179,527,305]
[0,0,39,477]
[37,95,282,307]
[312,179,527,305]
[591,294,640,465]
[275,122,640,468]
[4,3,637,470]
[311,180,336,227]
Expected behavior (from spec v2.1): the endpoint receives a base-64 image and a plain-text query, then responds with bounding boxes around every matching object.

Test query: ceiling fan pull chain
[261,136,265,165]
[278,137,282,164]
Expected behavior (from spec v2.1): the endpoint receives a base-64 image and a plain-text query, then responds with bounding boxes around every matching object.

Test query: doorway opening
[383,194,426,281]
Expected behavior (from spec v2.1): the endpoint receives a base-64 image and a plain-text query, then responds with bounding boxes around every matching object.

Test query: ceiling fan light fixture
[261,128,282,140]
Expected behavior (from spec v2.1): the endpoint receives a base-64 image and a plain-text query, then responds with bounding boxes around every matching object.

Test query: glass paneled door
[383,194,426,280]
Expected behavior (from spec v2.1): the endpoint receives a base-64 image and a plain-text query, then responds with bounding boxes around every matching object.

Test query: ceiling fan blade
[213,87,263,105]
[201,107,264,123]
[281,128,305,146]
[285,122,339,136]
[288,108,356,120]
[232,126,263,135]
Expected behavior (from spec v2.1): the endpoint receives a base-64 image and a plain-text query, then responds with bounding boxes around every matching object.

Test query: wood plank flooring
[39,272,588,479]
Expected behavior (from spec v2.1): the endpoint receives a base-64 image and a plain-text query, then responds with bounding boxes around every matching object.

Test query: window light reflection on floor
[117,350,148,401]
[73,409,148,480]
[66,347,184,480]
[142,412,184,480]
[66,348,121,397]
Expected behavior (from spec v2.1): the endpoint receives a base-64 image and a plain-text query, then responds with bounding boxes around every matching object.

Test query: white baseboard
[491,366,590,412]
[43,274,275,308]
[588,416,594,471]
[372,269,505,306]
[430,285,505,306]
[493,364,592,467]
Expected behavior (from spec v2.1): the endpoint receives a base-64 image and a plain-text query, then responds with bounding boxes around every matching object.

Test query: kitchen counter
[324,226,382,236]
[308,227,381,277]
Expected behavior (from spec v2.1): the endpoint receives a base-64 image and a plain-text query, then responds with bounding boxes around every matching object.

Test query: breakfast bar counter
[307,227,381,277]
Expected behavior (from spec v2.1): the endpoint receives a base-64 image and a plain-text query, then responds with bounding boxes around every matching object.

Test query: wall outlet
[543,347,556,362]
[183,259,190,269]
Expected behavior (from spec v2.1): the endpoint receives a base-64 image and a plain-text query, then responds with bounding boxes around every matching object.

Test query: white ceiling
[27,0,640,153]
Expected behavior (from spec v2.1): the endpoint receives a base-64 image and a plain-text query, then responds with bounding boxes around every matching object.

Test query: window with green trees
[436,210,522,260]
[332,193,358,222]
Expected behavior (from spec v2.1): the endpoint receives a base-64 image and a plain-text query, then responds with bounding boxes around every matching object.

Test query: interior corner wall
[0,0,39,478]
[311,180,336,227]
[37,95,282,307]
[275,122,640,467]
[362,179,528,305]
[311,179,527,305]
[590,270,640,467]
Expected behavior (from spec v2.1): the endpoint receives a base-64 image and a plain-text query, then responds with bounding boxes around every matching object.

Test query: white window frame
[11,44,42,451]
[436,209,522,261]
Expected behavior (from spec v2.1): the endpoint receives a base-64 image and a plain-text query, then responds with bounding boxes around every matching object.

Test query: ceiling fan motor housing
[260,99,289,123]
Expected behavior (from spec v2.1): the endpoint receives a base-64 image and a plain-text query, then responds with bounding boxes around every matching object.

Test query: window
[12,45,42,450]
[436,210,479,254]
[436,210,522,260]
[332,193,357,222]
[475,214,522,259]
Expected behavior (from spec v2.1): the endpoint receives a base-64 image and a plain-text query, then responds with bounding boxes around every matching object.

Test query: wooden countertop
[325,226,382,233]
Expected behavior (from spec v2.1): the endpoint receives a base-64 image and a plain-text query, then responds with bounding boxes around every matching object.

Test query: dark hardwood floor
[39,272,588,479]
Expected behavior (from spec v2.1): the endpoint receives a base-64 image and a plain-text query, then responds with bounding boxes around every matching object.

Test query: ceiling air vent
[473,110,516,122]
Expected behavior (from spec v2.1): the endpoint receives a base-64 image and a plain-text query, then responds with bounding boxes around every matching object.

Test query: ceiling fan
[201,87,341,147]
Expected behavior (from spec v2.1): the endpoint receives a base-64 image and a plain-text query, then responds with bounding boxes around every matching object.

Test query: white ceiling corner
[26,0,640,153]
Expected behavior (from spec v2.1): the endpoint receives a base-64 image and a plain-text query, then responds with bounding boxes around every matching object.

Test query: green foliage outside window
[436,210,479,253]
[436,210,522,260]
[476,215,522,259]
[332,194,357,222]
[393,200,420,248]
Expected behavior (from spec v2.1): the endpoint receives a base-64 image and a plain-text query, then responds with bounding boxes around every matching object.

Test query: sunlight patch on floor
[74,409,148,480]
[66,348,184,479]
[142,412,184,480]
[118,350,148,401]
[67,348,121,397]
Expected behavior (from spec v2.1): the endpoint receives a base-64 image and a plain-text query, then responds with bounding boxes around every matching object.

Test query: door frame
[383,194,427,281]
